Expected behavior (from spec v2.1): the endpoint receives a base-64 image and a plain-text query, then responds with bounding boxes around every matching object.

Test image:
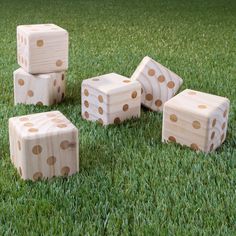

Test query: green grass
[0,0,236,234]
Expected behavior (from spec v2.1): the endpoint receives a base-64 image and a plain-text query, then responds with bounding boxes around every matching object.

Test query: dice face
[9,111,79,181]
[162,89,230,153]
[17,24,68,74]
[14,68,66,106]
[131,56,183,112]
[81,73,141,125]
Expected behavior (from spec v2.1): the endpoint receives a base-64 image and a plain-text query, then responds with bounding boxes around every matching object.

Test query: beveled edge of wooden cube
[164,89,230,118]
[82,72,141,97]
[131,55,183,86]
[8,111,78,141]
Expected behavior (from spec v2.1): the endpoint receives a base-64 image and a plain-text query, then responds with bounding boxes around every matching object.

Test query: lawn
[0,0,236,234]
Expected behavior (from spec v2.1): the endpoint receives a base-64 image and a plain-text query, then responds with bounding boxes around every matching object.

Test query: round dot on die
[53,79,57,86]
[61,166,70,176]
[18,79,25,86]
[190,143,199,151]
[198,104,207,109]
[98,107,103,115]
[212,119,217,127]
[56,60,63,67]
[19,117,29,122]
[145,93,153,101]
[210,143,214,152]
[222,122,226,130]
[84,89,89,96]
[36,40,44,47]
[148,69,155,76]
[84,100,89,108]
[24,122,34,127]
[60,140,70,150]
[211,131,215,140]
[33,172,43,181]
[155,99,162,107]
[192,121,201,129]
[158,75,165,83]
[223,110,227,118]
[123,104,129,112]
[58,86,61,93]
[84,111,89,119]
[28,128,38,133]
[170,114,178,122]
[221,133,225,143]
[92,78,100,81]
[97,118,103,125]
[36,101,43,106]
[168,136,176,142]
[57,124,67,128]
[51,118,64,123]
[62,74,65,81]
[61,93,65,100]
[27,90,34,97]
[123,80,131,83]
[132,91,137,99]
[167,81,175,89]
[47,156,56,165]
[98,95,103,103]
[114,117,121,124]
[32,145,42,155]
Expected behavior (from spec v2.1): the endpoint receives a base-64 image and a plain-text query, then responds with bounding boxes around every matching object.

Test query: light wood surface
[9,111,79,180]
[81,73,141,125]
[162,89,230,153]
[17,24,68,74]
[131,56,183,112]
[14,68,66,106]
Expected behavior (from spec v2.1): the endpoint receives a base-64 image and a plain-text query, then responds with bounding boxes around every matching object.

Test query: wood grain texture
[17,24,68,74]
[162,89,230,153]
[13,68,66,106]
[8,111,79,181]
[131,56,183,112]
[81,73,141,125]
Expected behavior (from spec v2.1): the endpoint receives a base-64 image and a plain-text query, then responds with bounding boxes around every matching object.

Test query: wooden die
[162,89,230,153]
[9,111,79,180]
[131,56,183,111]
[13,68,66,106]
[81,73,141,125]
[17,24,68,74]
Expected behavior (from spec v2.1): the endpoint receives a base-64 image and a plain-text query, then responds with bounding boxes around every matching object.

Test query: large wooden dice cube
[17,24,68,74]
[162,89,230,153]
[131,56,183,112]
[81,73,141,125]
[14,68,66,106]
[9,111,79,180]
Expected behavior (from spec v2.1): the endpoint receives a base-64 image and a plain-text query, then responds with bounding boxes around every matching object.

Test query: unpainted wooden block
[14,68,66,106]
[162,89,230,153]
[17,24,68,74]
[131,56,183,112]
[81,73,141,125]
[9,111,79,181]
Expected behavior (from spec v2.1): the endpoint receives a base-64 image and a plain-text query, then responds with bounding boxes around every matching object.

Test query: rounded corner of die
[224,97,230,106]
